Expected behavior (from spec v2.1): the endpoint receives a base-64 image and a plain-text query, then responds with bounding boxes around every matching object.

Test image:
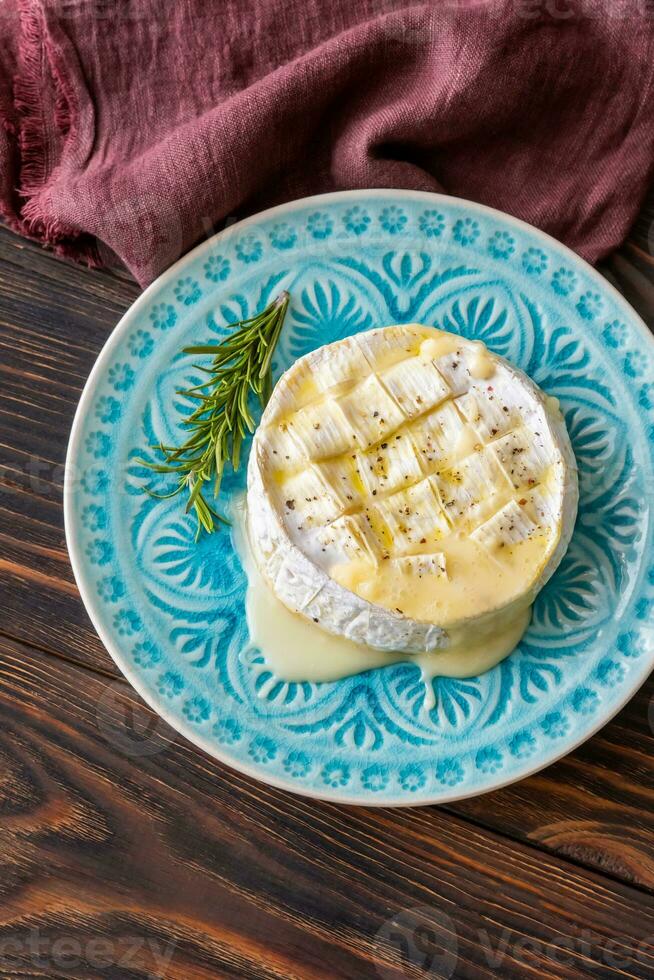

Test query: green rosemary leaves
[140,290,290,538]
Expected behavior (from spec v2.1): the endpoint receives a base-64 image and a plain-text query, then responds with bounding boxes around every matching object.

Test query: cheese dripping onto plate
[244,323,578,680]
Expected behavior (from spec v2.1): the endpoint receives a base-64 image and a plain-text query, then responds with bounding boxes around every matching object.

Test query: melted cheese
[469,341,496,380]
[419,333,461,361]
[331,531,550,626]
[247,323,578,657]
[233,498,530,690]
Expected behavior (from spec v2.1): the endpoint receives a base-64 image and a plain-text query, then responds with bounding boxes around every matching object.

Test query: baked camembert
[245,324,577,678]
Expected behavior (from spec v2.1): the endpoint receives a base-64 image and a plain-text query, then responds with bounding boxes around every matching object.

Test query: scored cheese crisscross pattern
[262,329,558,563]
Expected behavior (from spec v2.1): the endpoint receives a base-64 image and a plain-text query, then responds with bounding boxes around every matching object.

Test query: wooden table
[1,200,653,980]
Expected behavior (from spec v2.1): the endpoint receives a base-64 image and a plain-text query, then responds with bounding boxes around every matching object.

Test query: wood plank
[1,215,654,895]
[0,228,135,674]
[600,251,654,328]
[625,186,654,257]
[451,672,654,890]
[1,634,653,980]
[0,216,652,670]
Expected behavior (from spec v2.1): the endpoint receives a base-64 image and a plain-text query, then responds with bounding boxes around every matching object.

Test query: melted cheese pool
[246,324,578,660]
[233,496,531,697]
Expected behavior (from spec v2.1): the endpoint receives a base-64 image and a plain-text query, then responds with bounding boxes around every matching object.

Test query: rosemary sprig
[140,290,290,538]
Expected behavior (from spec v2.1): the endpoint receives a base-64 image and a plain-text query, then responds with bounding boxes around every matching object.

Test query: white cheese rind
[246,325,578,653]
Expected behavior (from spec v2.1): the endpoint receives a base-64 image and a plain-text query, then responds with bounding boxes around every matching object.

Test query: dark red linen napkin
[1,0,653,286]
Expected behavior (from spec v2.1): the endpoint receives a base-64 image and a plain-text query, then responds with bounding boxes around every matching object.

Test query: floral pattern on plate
[65,191,654,804]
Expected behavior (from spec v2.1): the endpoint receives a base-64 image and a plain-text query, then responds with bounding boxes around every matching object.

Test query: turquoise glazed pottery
[65,191,654,804]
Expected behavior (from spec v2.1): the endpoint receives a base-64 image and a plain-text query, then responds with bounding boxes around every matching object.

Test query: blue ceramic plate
[65,190,654,805]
